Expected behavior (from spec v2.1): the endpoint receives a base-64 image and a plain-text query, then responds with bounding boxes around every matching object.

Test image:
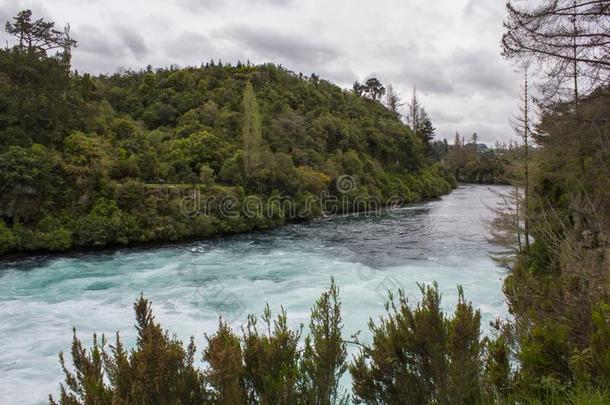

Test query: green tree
[199,164,215,186]
[350,283,483,404]
[0,10,79,147]
[417,115,436,147]
[242,81,263,176]
[242,305,301,404]
[363,78,385,101]
[203,320,246,403]
[352,81,365,97]
[0,219,16,254]
[299,278,348,404]
[5,9,76,55]
[50,295,207,405]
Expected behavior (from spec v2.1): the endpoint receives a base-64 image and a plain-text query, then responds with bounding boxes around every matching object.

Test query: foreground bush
[50,280,348,405]
[349,283,483,404]
[51,281,524,404]
[53,278,610,404]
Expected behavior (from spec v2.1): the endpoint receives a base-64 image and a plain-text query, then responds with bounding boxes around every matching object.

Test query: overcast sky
[1,0,523,144]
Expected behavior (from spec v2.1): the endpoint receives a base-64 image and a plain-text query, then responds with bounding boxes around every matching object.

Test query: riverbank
[0,180,454,263]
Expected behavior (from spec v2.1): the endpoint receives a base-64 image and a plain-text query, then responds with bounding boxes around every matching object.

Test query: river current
[0,184,509,404]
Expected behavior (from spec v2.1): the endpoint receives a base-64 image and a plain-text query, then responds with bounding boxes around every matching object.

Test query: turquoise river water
[0,184,510,404]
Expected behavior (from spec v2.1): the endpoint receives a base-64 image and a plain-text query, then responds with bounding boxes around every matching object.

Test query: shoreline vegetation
[0,190,451,263]
[0,10,457,258]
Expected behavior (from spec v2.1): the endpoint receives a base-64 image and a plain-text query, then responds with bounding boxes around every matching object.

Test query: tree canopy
[0,10,453,256]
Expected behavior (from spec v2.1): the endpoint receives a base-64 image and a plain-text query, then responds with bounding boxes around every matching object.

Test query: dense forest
[0,10,453,256]
[436,134,517,185]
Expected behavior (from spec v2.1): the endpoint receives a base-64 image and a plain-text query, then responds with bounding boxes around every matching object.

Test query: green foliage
[0,9,452,256]
[299,279,348,405]
[0,10,78,148]
[349,282,483,404]
[0,219,16,254]
[482,322,512,402]
[74,198,133,246]
[242,81,263,176]
[589,304,610,382]
[493,85,610,400]
[353,78,385,101]
[50,295,207,405]
[296,166,331,195]
[519,323,571,394]
[37,216,73,251]
[199,164,216,187]
[444,140,512,185]
[0,144,67,224]
[203,320,246,403]
[242,306,301,404]
[447,286,483,403]
[52,281,525,405]
[570,302,610,387]
[52,277,610,404]
[50,281,350,405]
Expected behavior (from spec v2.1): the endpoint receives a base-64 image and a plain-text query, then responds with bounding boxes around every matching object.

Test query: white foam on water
[0,185,510,404]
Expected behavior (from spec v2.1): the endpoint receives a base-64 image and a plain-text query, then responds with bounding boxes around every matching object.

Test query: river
[0,184,509,404]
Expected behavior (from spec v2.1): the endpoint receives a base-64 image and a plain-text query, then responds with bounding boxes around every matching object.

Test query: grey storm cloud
[164,31,214,61]
[315,65,359,86]
[218,25,338,65]
[75,25,124,58]
[65,24,148,62]
[373,41,456,96]
[400,63,455,96]
[429,108,463,124]
[0,6,12,28]
[115,25,148,59]
[449,48,517,97]
[175,0,294,12]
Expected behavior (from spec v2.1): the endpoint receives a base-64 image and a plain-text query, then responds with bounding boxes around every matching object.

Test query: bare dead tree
[523,71,531,251]
[502,0,610,105]
[384,84,404,119]
[509,69,532,251]
[405,86,419,131]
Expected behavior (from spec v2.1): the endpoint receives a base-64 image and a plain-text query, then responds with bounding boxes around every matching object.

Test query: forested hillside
[0,11,452,256]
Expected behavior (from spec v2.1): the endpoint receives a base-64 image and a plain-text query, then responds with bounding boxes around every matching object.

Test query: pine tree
[363,78,385,101]
[299,278,348,404]
[242,81,263,176]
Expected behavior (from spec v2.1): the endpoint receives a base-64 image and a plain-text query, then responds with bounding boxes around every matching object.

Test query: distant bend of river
[0,184,509,404]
